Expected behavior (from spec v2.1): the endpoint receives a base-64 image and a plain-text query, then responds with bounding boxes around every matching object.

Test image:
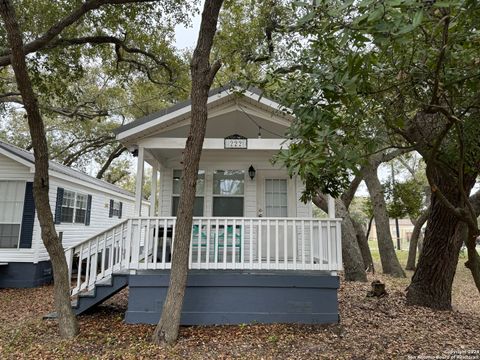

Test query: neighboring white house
[0,140,148,288]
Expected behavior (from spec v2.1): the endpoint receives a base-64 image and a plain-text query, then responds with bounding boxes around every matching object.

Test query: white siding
[295,177,312,218]
[160,167,173,216]
[0,154,146,263]
[0,153,32,181]
[34,176,144,261]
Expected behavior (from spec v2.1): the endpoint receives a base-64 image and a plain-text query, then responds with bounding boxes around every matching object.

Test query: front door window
[265,179,288,217]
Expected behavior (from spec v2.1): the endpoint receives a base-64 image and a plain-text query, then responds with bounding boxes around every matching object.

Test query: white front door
[256,171,296,261]
[256,171,295,218]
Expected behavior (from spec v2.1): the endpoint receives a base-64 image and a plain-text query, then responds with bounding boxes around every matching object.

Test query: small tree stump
[366,280,387,297]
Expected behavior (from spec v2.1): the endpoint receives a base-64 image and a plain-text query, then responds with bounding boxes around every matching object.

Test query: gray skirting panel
[125,270,339,325]
[0,261,53,288]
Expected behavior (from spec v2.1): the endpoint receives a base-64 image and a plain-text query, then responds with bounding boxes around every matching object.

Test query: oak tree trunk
[152,0,224,345]
[465,227,480,294]
[406,167,474,309]
[0,0,78,338]
[364,165,405,278]
[352,218,374,273]
[313,195,367,281]
[365,215,374,241]
[405,210,429,271]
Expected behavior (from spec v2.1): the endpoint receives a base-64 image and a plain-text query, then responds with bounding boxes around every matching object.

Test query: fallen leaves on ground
[0,265,479,360]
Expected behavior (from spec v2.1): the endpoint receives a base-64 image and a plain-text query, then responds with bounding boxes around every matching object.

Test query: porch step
[71,273,129,315]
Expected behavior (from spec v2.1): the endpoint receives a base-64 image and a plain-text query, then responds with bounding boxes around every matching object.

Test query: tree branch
[0,0,159,67]
[341,174,362,209]
[96,144,126,179]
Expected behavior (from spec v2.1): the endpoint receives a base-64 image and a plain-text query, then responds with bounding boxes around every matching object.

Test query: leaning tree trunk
[352,219,374,273]
[465,227,480,293]
[406,167,474,309]
[152,0,224,345]
[405,210,429,271]
[365,215,374,241]
[0,0,78,338]
[363,165,405,278]
[313,195,367,282]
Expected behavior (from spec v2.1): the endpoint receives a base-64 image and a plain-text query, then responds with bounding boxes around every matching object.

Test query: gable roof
[114,83,293,145]
[0,140,134,197]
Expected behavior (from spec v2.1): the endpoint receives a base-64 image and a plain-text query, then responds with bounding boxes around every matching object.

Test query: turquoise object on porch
[191,224,242,261]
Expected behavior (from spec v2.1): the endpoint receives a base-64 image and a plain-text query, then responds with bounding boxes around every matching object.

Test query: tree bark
[405,210,429,271]
[363,164,405,278]
[313,195,367,282]
[365,215,374,240]
[0,0,78,338]
[352,218,374,273]
[406,166,474,309]
[152,0,224,345]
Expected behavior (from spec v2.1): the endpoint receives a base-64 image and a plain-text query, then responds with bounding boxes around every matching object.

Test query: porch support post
[327,195,336,218]
[150,166,158,216]
[134,146,144,216]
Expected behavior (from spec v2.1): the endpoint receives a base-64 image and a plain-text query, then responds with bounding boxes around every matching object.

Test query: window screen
[212,170,245,217]
[61,190,75,223]
[212,197,244,217]
[0,181,25,248]
[61,190,88,224]
[75,193,87,223]
[265,179,288,217]
[172,197,204,216]
[172,169,205,216]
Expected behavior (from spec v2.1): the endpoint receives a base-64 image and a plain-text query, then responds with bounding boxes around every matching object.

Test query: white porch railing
[66,217,342,296]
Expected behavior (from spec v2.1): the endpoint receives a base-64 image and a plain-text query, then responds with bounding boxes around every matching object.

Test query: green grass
[369,241,409,267]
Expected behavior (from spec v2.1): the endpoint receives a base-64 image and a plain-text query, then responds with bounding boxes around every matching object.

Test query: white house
[63,85,343,325]
[0,140,148,288]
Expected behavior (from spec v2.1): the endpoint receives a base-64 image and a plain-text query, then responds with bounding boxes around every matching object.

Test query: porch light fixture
[248,165,256,180]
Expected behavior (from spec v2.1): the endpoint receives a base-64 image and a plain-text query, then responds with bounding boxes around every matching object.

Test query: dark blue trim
[85,194,92,225]
[109,199,114,218]
[19,182,35,248]
[54,187,64,224]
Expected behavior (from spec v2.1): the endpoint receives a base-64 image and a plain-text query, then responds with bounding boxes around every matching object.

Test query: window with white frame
[0,181,25,248]
[265,179,288,217]
[212,170,245,217]
[172,169,205,216]
[61,190,88,224]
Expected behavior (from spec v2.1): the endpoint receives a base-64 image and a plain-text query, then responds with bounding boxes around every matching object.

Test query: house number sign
[224,134,247,149]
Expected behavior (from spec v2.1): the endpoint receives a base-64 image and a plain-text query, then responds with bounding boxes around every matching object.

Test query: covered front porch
[64,86,343,324]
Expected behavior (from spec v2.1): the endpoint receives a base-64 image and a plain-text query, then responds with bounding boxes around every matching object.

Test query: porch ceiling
[156,109,289,139]
[145,148,282,169]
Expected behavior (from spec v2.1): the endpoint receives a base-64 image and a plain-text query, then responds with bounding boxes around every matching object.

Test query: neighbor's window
[172,169,205,216]
[110,200,122,218]
[61,190,88,224]
[212,170,244,217]
[0,181,25,248]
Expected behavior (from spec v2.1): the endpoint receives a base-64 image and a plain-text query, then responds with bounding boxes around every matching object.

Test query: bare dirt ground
[1,255,479,359]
